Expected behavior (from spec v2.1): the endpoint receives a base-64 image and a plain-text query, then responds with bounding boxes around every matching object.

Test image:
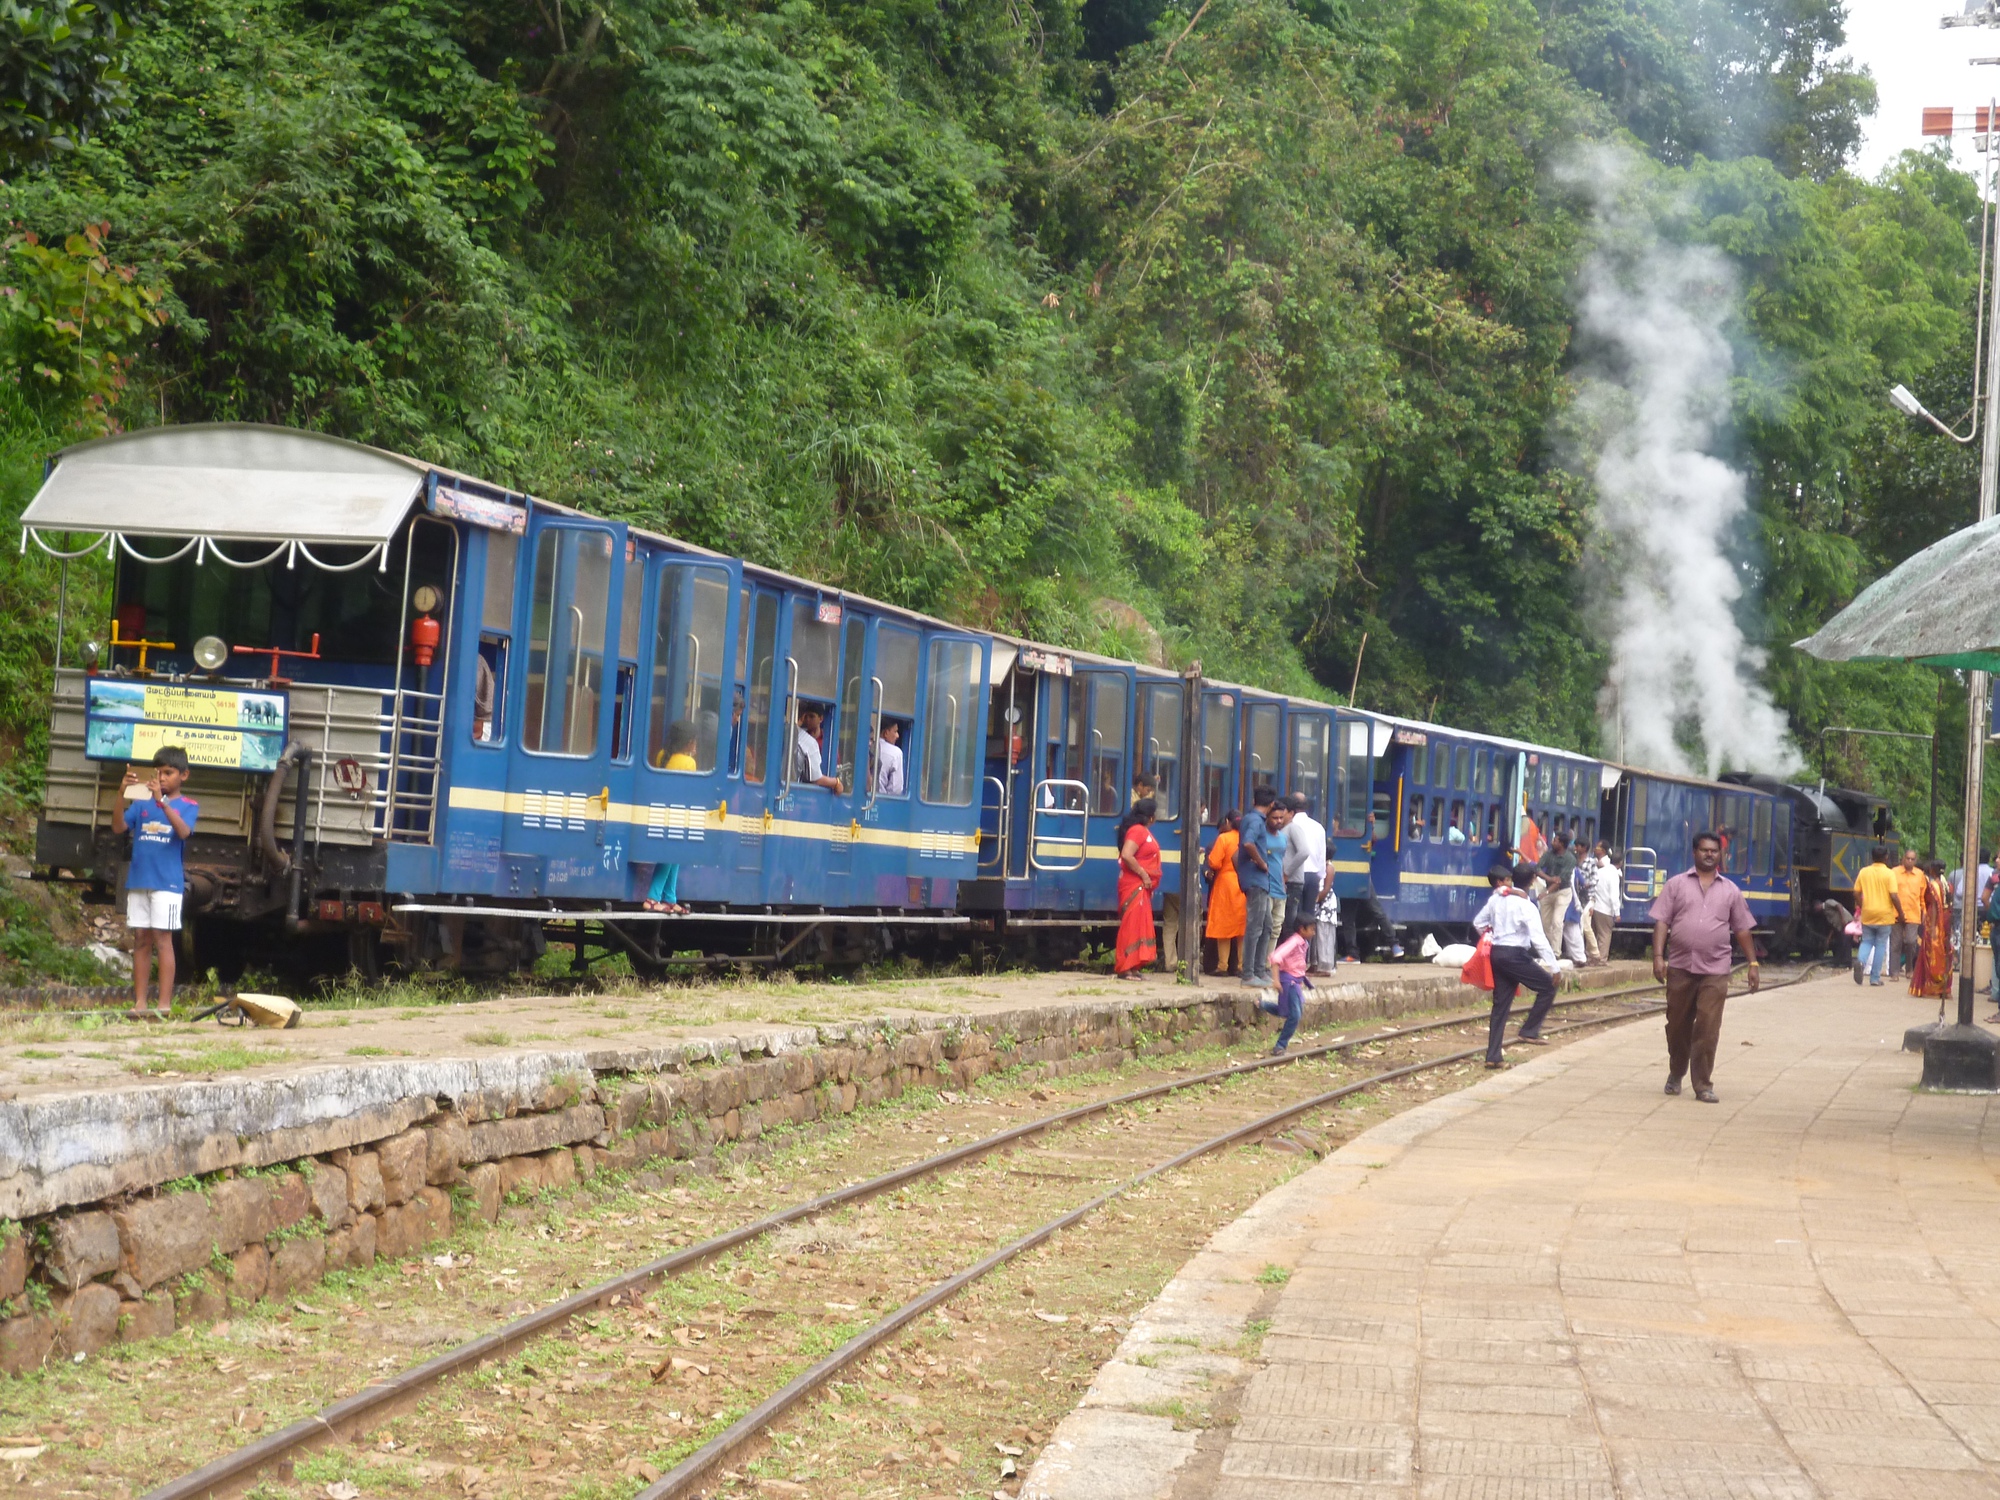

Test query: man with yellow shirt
[1890,848,1928,978]
[1852,845,1898,987]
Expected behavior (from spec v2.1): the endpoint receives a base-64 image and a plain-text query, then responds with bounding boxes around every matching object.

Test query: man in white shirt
[1280,793,1327,941]
[1586,850,1624,966]
[793,706,840,791]
[1472,861,1558,1068]
[874,721,906,796]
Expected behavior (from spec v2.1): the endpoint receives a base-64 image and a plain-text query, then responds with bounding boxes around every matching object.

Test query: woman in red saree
[1909,860,1954,999]
[1114,799,1162,980]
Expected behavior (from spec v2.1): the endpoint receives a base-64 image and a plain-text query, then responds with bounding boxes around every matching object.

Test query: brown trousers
[1589,910,1615,964]
[1664,967,1730,1091]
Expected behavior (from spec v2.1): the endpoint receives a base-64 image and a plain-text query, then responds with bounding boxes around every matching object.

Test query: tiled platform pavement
[1027,972,2000,1500]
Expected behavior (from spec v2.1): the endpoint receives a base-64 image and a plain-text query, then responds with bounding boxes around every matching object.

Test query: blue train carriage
[24,423,991,974]
[962,652,1375,959]
[1599,766,1792,945]
[1353,716,1604,950]
[1719,773,1892,956]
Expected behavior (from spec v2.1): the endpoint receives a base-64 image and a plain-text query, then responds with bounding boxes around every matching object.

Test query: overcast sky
[1850,0,2000,178]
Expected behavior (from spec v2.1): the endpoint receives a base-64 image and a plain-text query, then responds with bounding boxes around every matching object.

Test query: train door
[768,593,857,905]
[1328,714,1373,902]
[1028,671,1085,910]
[1139,678,1184,903]
[437,524,517,896]
[862,620,922,905]
[633,555,738,904]
[1075,668,1135,912]
[732,585,781,892]
[1198,690,1236,831]
[1241,698,1283,812]
[909,630,989,902]
[503,516,626,898]
[1371,730,1419,902]
[1002,654,1067,891]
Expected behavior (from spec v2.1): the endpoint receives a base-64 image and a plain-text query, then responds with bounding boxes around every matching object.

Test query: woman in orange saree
[1909,861,1954,1000]
[1114,800,1162,980]
[1205,811,1245,976]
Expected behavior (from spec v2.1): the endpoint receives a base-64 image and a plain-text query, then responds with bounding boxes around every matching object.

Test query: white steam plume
[1564,144,1800,779]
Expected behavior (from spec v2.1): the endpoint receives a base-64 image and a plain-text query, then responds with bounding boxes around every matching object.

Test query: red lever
[232,633,321,684]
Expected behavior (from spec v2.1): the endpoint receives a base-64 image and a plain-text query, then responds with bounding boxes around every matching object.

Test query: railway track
[136,968,1808,1500]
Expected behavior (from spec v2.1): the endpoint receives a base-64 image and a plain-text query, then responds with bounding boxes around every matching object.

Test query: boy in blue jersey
[121,747,197,1020]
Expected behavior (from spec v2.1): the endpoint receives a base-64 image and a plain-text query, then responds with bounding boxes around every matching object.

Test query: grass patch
[1255,1264,1291,1286]
[344,1045,391,1057]
[125,1040,288,1075]
[466,1029,511,1047]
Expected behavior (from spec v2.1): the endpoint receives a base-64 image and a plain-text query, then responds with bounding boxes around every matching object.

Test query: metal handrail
[864,675,885,810]
[1624,844,1660,898]
[781,656,801,798]
[1029,778,1090,872]
[978,775,1008,872]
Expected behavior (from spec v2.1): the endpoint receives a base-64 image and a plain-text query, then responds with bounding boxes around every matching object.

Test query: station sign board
[83,679,290,772]
[429,484,527,534]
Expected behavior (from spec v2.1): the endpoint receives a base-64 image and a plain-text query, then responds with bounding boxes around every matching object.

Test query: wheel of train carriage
[346,926,384,983]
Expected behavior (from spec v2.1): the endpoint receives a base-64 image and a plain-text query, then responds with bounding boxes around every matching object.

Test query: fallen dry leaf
[1032,1310,1068,1324]
[0,1446,44,1462]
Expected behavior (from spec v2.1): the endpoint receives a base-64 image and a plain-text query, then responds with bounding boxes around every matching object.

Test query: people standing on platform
[1951,849,1992,910]
[1890,848,1927,978]
[1537,832,1577,951]
[1472,862,1558,1069]
[1852,845,1897,986]
[1312,882,1340,974]
[1587,851,1623,965]
[1260,799,1293,973]
[121,746,196,1021]
[1113,799,1161,980]
[1236,788,1281,987]
[1260,918,1316,1053]
[1819,896,1855,969]
[1280,792,1326,941]
[1204,810,1246,977]
[1649,831,1757,1104]
[1909,859,1954,999]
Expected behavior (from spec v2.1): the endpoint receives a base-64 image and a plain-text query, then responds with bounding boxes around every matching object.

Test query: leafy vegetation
[0,0,1984,852]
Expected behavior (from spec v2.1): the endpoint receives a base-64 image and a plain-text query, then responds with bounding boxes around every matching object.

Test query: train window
[789,599,839,702]
[1471,749,1486,793]
[1290,717,1328,821]
[1409,794,1426,842]
[836,614,866,794]
[648,564,730,772]
[1431,741,1451,788]
[1244,704,1280,808]
[876,625,920,720]
[1629,778,1647,837]
[1584,817,1596,847]
[1143,684,1182,820]
[922,639,981,806]
[1775,803,1792,873]
[1065,677,1086,789]
[523,527,610,757]
[483,531,518,633]
[1374,786,1394,844]
[1752,800,1772,877]
[1553,765,1568,805]
[1201,696,1231,826]
[1454,747,1470,791]
[1448,799,1466,842]
[1492,755,1507,798]
[474,532,516,745]
[621,553,644,661]
[1485,803,1500,844]
[1336,720,1370,836]
[743,593,778,784]
[1088,675,1129,816]
[1428,795,1443,840]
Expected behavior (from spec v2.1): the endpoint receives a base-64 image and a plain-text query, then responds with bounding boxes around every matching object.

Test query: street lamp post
[1890,60,2000,1085]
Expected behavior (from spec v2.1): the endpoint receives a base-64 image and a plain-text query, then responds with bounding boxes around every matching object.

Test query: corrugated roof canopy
[20,424,426,551]
[1793,513,2000,672]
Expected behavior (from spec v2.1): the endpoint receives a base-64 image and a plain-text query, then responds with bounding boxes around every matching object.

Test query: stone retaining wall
[0,966,1645,1373]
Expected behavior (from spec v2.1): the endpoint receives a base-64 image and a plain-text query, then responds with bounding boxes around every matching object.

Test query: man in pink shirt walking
[1649,830,1759,1103]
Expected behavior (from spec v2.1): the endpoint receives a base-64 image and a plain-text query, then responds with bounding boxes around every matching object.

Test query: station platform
[1030,970,2000,1500]
[0,957,1651,1230]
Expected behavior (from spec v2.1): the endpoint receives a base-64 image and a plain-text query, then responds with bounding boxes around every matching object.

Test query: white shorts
[127,890,183,931]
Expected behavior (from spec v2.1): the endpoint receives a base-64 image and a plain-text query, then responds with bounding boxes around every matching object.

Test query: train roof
[1353,711,1597,766]
[21,422,1375,711]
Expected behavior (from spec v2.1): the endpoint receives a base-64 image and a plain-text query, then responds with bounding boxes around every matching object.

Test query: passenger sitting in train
[1447,806,1466,844]
[875,720,906,796]
[794,705,841,791]
[653,719,698,772]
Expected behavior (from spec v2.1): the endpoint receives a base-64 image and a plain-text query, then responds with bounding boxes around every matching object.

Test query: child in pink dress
[1261,918,1316,1053]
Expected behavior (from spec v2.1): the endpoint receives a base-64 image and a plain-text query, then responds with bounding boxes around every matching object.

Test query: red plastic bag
[1461,933,1494,991]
